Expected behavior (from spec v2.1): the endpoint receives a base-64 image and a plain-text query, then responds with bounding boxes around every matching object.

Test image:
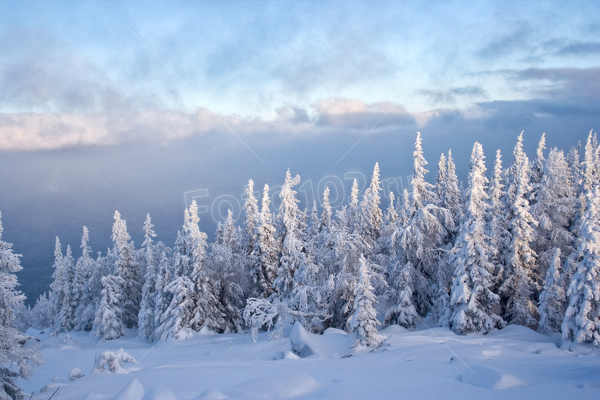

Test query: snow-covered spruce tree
[448,142,504,335]
[538,248,566,335]
[500,132,539,329]
[562,184,600,346]
[29,292,53,330]
[73,227,97,331]
[531,148,577,284]
[397,132,453,316]
[211,210,246,333]
[351,254,385,349]
[384,259,419,330]
[112,211,142,329]
[152,249,173,341]
[397,188,410,228]
[487,150,511,290]
[443,150,463,230]
[252,184,280,299]
[155,273,196,340]
[273,170,306,298]
[138,214,158,340]
[57,245,76,331]
[328,216,370,331]
[435,153,447,206]
[48,236,65,328]
[242,179,260,294]
[0,213,42,400]
[185,201,227,333]
[92,274,125,340]
[530,133,546,204]
[356,163,383,246]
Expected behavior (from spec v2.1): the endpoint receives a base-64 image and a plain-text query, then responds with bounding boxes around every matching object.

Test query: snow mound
[81,393,112,400]
[289,322,354,358]
[69,367,85,380]
[199,326,217,336]
[273,350,301,360]
[114,379,144,400]
[380,324,409,334]
[323,328,347,335]
[224,371,320,399]
[95,349,137,374]
[460,365,527,389]
[140,385,177,400]
[193,388,230,399]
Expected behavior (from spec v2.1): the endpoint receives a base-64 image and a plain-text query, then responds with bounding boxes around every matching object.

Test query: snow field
[21,323,600,400]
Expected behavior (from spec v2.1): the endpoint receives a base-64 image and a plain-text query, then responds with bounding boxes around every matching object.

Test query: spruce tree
[253,184,280,299]
[562,185,600,346]
[74,227,97,331]
[448,143,504,334]
[487,150,511,287]
[112,211,142,329]
[48,237,65,329]
[92,274,125,340]
[538,248,566,335]
[273,170,305,298]
[351,254,385,348]
[500,132,539,328]
[138,214,158,340]
[0,213,42,400]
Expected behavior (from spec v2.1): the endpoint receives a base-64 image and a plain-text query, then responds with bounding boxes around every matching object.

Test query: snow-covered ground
[21,323,600,400]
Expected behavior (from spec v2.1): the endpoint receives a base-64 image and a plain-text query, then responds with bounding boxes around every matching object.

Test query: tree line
[15,130,600,351]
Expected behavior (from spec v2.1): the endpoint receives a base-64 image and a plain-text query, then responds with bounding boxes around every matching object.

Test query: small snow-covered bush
[94,349,137,374]
[68,367,84,380]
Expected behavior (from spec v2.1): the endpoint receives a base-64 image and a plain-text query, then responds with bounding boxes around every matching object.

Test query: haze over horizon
[0,0,598,304]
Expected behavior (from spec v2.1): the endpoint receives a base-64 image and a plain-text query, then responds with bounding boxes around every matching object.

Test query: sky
[0,0,599,303]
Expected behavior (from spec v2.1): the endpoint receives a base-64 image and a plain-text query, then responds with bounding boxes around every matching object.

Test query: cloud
[512,67,600,101]
[555,41,600,57]
[476,22,533,60]
[415,86,488,105]
[312,98,416,130]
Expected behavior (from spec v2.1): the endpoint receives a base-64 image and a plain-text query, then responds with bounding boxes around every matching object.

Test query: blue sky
[0,0,599,301]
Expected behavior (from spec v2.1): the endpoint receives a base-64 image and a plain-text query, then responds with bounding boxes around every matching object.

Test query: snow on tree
[500,132,539,329]
[0,213,42,400]
[180,201,227,333]
[92,274,125,341]
[29,292,53,330]
[152,249,173,341]
[327,219,370,331]
[409,132,436,213]
[396,133,454,316]
[155,274,197,340]
[48,236,66,327]
[448,142,504,335]
[530,133,546,201]
[531,148,577,285]
[252,184,280,299]
[384,260,419,330]
[350,254,385,349]
[57,245,76,331]
[397,188,410,228]
[356,163,383,243]
[138,214,158,340]
[321,186,333,231]
[112,211,142,329]
[445,150,462,227]
[487,150,511,286]
[435,153,447,205]
[273,170,306,298]
[562,184,600,346]
[538,248,566,335]
[73,227,97,331]
[211,210,246,333]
